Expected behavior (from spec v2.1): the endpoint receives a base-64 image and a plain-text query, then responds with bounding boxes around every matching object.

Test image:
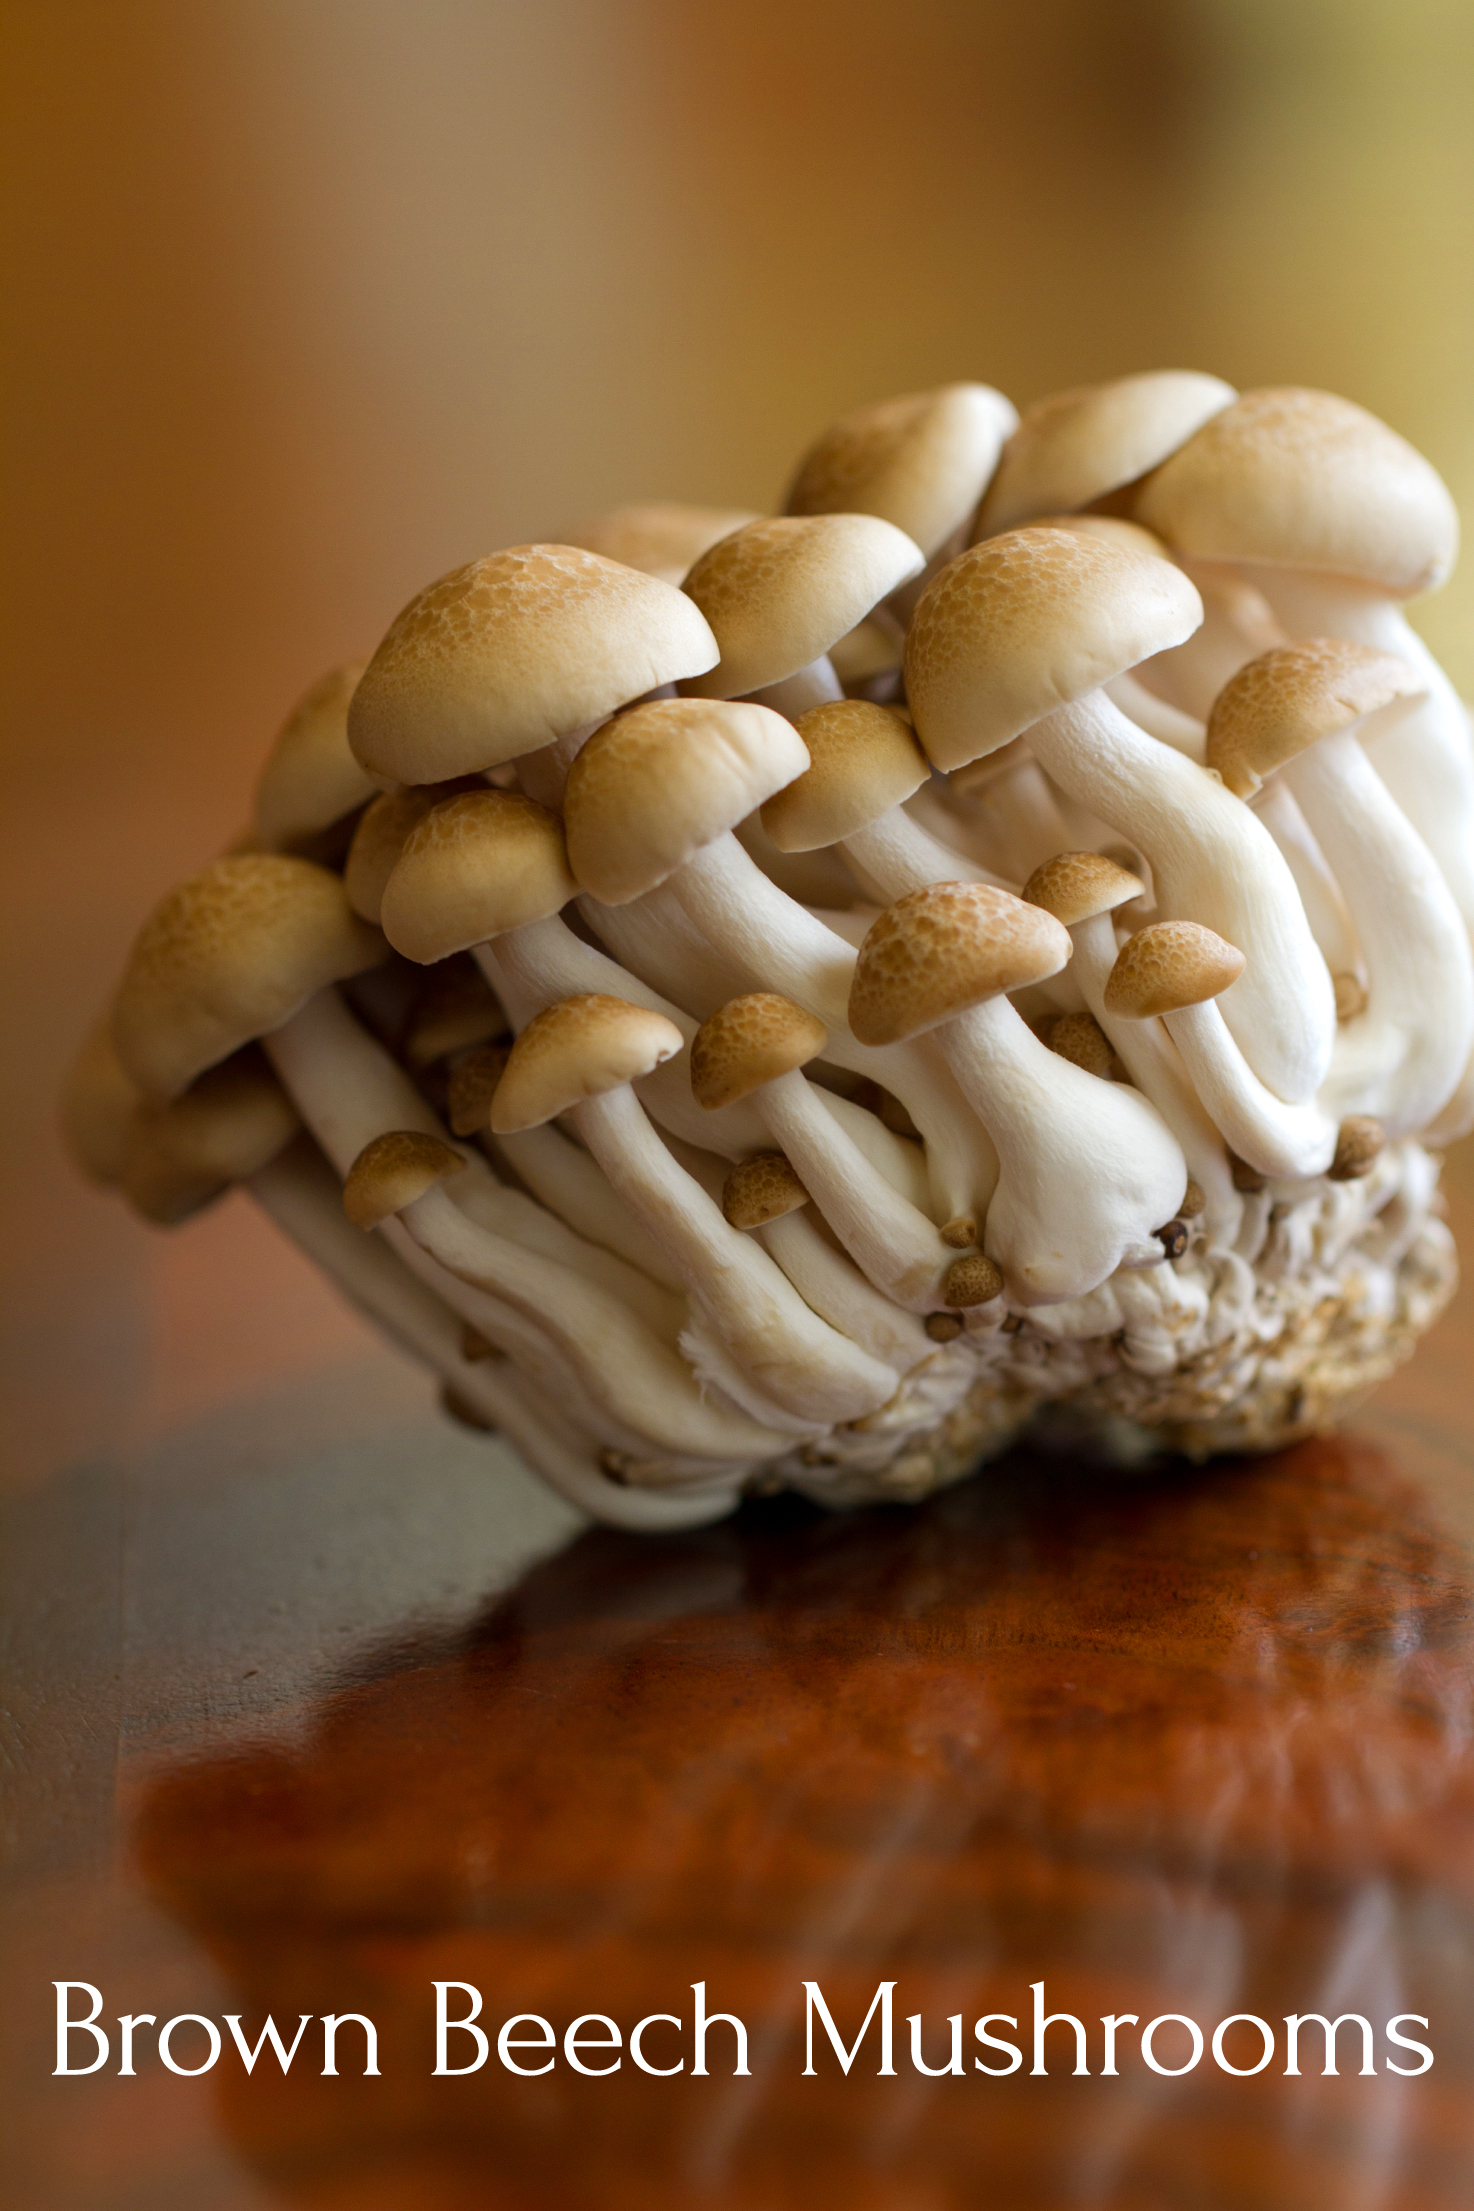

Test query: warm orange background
[4,0,1472,1486]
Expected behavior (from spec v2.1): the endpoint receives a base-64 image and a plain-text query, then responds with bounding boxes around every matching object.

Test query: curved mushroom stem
[1066,911,1242,1246]
[1283,731,1474,1133]
[1028,691,1336,1104]
[487,1120,685,1290]
[263,988,790,1464]
[249,1142,739,1529]
[934,994,1189,1305]
[1103,673,1206,759]
[1250,779,1361,987]
[1253,570,1474,935]
[1154,997,1339,1177]
[748,656,844,720]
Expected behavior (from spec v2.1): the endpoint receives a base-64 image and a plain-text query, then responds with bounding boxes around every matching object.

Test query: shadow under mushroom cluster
[62,375,1469,1526]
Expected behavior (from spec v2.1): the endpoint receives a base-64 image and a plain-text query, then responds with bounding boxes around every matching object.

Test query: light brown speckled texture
[1105,919,1245,1018]
[1023,849,1144,926]
[763,698,928,851]
[721,1151,810,1229]
[681,514,922,697]
[1206,638,1420,797]
[977,371,1235,537]
[850,881,1070,1046]
[490,993,683,1133]
[785,384,1015,558]
[342,1128,466,1229]
[690,993,827,1110]
[380,789,575,963]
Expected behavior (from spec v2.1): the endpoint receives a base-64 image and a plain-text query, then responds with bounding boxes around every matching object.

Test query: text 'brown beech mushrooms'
[62,374,1468,1527]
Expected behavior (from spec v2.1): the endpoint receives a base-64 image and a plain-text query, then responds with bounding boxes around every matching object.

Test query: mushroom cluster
[63,375,1467,1529]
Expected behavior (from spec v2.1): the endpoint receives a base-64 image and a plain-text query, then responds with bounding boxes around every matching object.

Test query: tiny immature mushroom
[722,1153,810,1230]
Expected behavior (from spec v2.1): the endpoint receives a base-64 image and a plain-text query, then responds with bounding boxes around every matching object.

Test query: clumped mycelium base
[63,376,1470,1528]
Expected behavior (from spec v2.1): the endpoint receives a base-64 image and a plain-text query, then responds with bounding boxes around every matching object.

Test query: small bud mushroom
[849,881,1188,1304]
[346,543,720,804]
[1206,639,1474,1137]
[974,371,1236,538]
[1328,1116,1385,1182]
[1103,921,1341,1178]
[941,1253,1005,1307]
[1135,387,1474,942]
[1046,1009,1119,1079]
[344,1129,467,1230]
[563,692,999,1226]
[679,513,924,719]
[689,991,959,1309]
[905,524,1337,1108]
[252,664,375,855]
[722,1154,810,1229]
[560,502,760,587]
[111,853,388,1104]
[345,780,484,924]
[491,994,901,1426]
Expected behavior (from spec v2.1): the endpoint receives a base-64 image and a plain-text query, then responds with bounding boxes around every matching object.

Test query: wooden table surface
[5,1155,1474,2210]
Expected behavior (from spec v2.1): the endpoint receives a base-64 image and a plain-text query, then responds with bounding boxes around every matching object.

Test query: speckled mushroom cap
[679,515,924,699]
[123,1049,301,1226]
[379,789,576,964]
[690,994,829,1110]
[975,371,1236,538]
[1023,850,1145,926]
[490,994,684,1134]
[784,384,1018,559]
[849,882,1072,1046]
[1104,920,1246,1018]
[1036,513,1175,561]
[253,664,374,850]
[1206,639,1422,799]
[563,696,808,904]
[343,1129,467,1230]
[112,855,387,1103]
[559,503,760,587]
[905,526,1202,772]
[761,700,930,852]
[344,780,483,923]
[1134,389,1460,597]
[347,545,720,783]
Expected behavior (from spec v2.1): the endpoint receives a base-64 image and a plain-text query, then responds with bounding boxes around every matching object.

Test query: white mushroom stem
[1104,673,1206,759]
[1152,998,1337,1178]
[263,989,790,1463]
[512,714,609,809]
[1027,692,1336,1103]
[1065,913,1242,1245]
[932,996,1188,1305]
[748,656,844,719]
[249,1143,738,1529]
[487,1121,685,1290]
[570,1084,902,1423]
[659,831,1000,1221]
[1251,780,1360,984]
[1282,731,1474,1132]
[1254,569,1474,936]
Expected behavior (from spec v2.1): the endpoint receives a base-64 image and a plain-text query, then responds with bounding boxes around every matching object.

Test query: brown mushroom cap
[690,994,829,1110]
[344,779,484,924]
[976,372,1236,537]
[123,1049,301,1226]
[1035,513,1176,562]
[253,664,374,850]
[761,700,930,853]
[113,855,387,1103]
[380,789,576,964]
[941,1252,1005,1307]
[347,545,720,783]
[1104,921,1246,1018]
[559,502,760,587]
[849,882,1072,1046]
[1023,850,1145,926]
[721,1152,810,1230]
[59,1015,145,1186]
[490,994,684,1134]
[784,384,1018,559]
[563,696,808,905]
[446,1041,512,1137]
[343,1129,467,1230]
[1135,388,1460,597]
[1205,639,1421,798]
[680,515,924,699]
[905,527,1202,773]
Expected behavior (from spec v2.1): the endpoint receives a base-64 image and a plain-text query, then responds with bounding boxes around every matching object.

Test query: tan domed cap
[762,700,929,852]
[1134,388,1459,596]
[446,1041,511,1136]
[563,696,808,904]
[1036,513,1174,561]
[123,1048,301,1226]
[490,994,684,1133]
[906,527,1202,772]
[680,515,924,699]
[113,855,387,1103]
[1023,850,1144,926]
[560,502,760,587]
[721,1152,810,1229]
[60,1015,145,1185]
[849,882,1071,1046]
[1104,921,1245,1017]
[253,664,373,850]
[344,779,482,923]
[976,371,1236,537]
[1206,638,1421,798]
[380,789,575,964]
[690,993,828,1110]
[785,384,1018,558]
[347,545,720,783]
[344,1129,467,1230]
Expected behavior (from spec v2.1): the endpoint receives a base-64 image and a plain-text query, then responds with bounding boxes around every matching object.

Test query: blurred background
[3,0,1472,1488]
